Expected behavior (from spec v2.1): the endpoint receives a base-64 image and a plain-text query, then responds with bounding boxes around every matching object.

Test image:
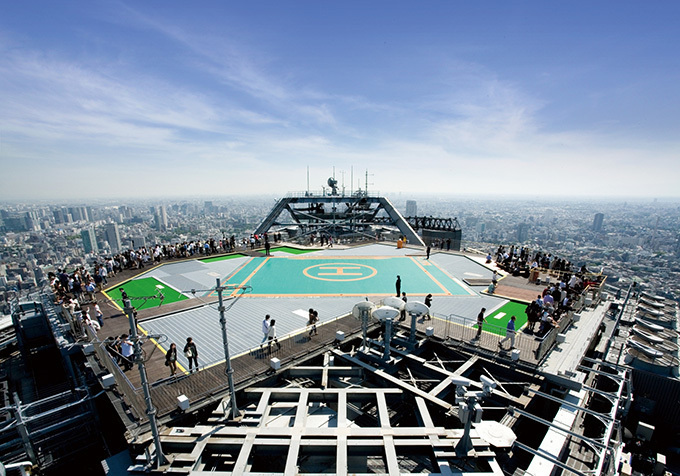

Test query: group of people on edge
[105,334,135,371]
[491,244,587,285]
[525,285,573,336]
[58,296,105,338]
[52,231,286,304]
[49,266,102,305]
[162,337,199,376]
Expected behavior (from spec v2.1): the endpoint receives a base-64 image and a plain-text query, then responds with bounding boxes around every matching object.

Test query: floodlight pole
[216,278,239,420]
[124,299,167,469]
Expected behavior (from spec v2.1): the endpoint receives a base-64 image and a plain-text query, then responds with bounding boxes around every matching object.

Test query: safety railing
[84,326,147,419]
[383,310,550,363]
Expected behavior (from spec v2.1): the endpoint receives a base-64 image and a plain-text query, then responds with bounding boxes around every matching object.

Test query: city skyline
[1,1,679,200]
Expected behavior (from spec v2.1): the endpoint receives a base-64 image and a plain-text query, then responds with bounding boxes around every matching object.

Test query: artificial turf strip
[258,246,320,255]
[107,277,188,311]
[200,253,247,263]
[477,301,529,337]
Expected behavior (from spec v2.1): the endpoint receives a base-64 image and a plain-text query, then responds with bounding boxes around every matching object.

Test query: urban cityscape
[2,194,678,315]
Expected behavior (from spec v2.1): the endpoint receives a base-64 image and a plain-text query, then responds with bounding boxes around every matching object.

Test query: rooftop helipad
[105,244,525,371]
[212,255,475,298]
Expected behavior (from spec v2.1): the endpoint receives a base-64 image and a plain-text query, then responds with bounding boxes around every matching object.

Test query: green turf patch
[258,246,319,255]
[106,277,188,311]
[200,253,247,263]
[480,301,528,337]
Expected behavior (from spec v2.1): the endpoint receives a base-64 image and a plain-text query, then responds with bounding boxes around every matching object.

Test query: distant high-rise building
[204,201,214,214]
[405,200,417,216]
[69,206,89,222]
[156,205,168,231]
[81,227,98,254]
[3,216,27,232]
[23,212,38,232]
[53,208,65,224]
[517,223,530,243]
[131,236,146,249]
[105,223,122,253]
[593,213,604,232]
[59,207,73,223]
[34,267,45,285]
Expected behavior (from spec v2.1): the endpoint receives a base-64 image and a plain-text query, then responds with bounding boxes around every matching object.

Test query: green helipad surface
[258,246,320,255]
[478,301,528,336]
[105,277,188,311]
[218,255,475,297]
[200,253,247,263]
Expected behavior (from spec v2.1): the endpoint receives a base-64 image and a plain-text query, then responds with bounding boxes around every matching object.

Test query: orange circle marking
[303,262,378,282]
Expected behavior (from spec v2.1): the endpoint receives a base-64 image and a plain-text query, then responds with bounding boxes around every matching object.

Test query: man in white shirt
[120,335,134,371]
[262,315,271,343]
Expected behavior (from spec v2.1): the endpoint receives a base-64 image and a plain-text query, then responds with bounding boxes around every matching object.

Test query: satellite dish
[474,421,517,448]
[352,301,376,319]
[372,306,400,322]
[383,296,405,311]
[327,177,338,195]
[405,301,429,317]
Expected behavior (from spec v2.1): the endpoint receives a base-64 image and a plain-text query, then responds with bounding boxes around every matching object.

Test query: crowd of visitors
[486,243,606,340]
[492,244,577,279]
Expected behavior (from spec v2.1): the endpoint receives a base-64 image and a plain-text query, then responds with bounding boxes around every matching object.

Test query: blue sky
[1,1,678,200]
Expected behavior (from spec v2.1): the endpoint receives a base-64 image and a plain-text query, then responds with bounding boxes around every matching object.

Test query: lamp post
[215,278,240,420]
[123,298,167,469]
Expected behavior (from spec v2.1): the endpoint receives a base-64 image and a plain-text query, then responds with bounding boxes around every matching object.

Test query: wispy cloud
[113,3,351,132]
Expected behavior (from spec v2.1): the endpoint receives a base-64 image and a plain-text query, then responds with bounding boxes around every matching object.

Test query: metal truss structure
[254,192,425,247]
[154,350,507,476]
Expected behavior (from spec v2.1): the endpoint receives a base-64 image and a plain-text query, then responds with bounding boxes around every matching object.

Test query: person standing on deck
[498,316,516,350]
[424,294,433,320]
[426,245,431,260]
[184,337,199,372]
[268,319,281,353]
[165,343,178,376]
[93,303,104,328]
[395,275,401,297]
[475,308,487,339]
[262,314,271,343]
[399,292,408,321]
[120,334,134,371]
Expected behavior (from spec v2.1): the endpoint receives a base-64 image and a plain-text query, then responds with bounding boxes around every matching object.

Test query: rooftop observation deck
[65,241,606,435]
